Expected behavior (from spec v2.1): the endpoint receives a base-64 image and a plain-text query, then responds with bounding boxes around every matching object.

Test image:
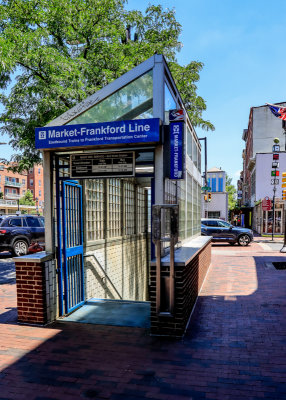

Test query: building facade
[0,163,43,214]
[27,165,44,213]
[239,102,286,234]
[201,167,228,220]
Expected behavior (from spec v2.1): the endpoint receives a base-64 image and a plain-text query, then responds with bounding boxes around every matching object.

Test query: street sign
[272,161,279,168]
[273,153,279,160]
[262,196,272,211]
[273,144,280,152]
[271,170,279,176]
[271,178,279,185]
[202,186,211,191]
[282,183,286,188]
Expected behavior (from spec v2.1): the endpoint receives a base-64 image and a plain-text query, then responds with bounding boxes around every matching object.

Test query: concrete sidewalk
[0,241,286,399]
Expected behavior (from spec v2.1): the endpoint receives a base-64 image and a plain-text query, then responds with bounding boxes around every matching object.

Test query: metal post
[272,188,276,241]
[169,236,175,315]
[281,202,286,252]
[272,166,276,241]
[155,240,161,314]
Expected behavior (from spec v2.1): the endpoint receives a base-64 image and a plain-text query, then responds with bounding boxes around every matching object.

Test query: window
[26,216,41,227]
[204,219,218,226]
[187,127,193,159]
[192,137,198,167]
[211,178,216,192]
[12,189,17,194]
[218,178,223,192]
[39,180,41,187]
[30,179,33,186]
[164,82,176,123]
[22,179,25,185]
[218,221,231,228]
[38,168,41,174]
[8,218,22,227]
[67,70,153,125]
[207,212,221,219]
[39,190,42,197]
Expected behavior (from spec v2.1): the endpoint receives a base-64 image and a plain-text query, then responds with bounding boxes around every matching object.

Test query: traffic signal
[283,190,286,200]
[282,172,286,188]
[204,194,208,202]
[208,193,212,201]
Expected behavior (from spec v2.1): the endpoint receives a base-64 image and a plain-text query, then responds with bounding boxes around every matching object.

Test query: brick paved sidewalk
[0,241,286,399]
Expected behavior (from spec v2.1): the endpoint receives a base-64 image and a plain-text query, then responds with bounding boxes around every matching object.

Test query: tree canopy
[19,189,35,206]
[226,174,237,211]
[0,0,214,170]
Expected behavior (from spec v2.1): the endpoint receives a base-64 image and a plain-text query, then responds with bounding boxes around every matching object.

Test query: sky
[2,0,286,185]
[126,0,286,184]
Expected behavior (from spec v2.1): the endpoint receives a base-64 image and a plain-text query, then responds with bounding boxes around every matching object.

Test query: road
[0,252,15,284]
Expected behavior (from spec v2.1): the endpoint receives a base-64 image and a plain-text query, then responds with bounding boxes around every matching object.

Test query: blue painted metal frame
[55,155,84,316]
[62,180,85,314]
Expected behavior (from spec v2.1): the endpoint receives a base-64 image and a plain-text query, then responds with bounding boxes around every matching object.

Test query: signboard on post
[169,121,184,180]
[262,196,272,211]
[169,110,185,180]
[35,118,161,149]
[71,152,134,178]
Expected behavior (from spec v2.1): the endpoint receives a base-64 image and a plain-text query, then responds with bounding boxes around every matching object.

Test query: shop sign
[262,196,272,211]
[170,122,184,179]
[71,152,134,178]
[35,118,160,149]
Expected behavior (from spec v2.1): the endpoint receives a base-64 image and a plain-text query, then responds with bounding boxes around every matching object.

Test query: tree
[226,174,237,211]
[0,0,214,171]
[19,190,35,206]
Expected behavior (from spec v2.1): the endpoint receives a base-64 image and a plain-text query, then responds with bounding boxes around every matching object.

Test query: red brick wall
[15,260,47,324]
[150,242,211,337]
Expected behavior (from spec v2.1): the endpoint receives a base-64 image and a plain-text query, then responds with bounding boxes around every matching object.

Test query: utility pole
[199,137,208,218]
[271,139,280,240]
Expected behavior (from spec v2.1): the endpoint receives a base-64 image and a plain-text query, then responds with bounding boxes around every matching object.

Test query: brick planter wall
[14,253,54,325]
[150,241,211,337]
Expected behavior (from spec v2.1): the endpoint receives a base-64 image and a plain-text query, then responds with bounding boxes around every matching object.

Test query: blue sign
[170,122,184,179]
[35,118,160,150]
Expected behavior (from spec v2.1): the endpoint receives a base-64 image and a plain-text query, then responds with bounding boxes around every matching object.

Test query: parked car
[0,215,45,256]
[201,218,253,246]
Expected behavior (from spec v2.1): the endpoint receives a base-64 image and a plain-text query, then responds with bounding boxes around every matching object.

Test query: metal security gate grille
[61,181,84,314]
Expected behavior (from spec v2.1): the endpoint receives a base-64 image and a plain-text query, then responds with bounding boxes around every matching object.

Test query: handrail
[84,253,122,300]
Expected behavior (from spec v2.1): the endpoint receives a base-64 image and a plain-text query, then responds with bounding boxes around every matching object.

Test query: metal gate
[58,180,85,315]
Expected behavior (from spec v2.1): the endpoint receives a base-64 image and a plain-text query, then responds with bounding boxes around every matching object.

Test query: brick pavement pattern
[0,240,286,399]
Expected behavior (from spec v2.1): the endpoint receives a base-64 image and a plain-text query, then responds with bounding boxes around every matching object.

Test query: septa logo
[39,131,46,140]
[169,109,185,121]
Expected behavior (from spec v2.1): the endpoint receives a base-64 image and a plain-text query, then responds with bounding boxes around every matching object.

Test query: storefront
[253,200,284,235]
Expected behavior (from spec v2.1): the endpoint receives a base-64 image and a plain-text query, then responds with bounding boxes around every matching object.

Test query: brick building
[239,102,286,234]
[0,163,44,214]
[27,165,44,212]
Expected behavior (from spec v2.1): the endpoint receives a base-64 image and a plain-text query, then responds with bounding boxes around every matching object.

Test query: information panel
[35,118,160,149]
[71,152,135,178]
[170,122,184,179]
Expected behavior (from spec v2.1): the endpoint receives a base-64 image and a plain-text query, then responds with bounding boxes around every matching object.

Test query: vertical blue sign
[170,122,184,179]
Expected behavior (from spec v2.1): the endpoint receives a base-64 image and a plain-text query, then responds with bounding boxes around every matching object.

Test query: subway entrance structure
[14,55,211,336]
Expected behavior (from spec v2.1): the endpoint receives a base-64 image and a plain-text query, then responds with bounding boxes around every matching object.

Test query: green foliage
[0,0,214,171]
[226,174,237,211]
[19,189,35,206]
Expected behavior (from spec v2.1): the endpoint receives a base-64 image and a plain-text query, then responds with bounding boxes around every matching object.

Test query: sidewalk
[0,240,286,399]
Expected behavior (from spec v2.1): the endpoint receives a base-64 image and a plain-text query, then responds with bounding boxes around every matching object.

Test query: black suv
[0,215,45,256]
[201,218,253,246]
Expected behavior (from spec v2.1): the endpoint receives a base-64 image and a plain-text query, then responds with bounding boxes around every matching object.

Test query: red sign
[262,196,272,211]
[273,153,279,160]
